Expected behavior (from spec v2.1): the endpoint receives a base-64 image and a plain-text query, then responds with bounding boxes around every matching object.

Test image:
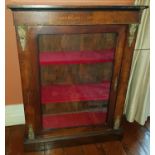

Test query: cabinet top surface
[8,5,148,11]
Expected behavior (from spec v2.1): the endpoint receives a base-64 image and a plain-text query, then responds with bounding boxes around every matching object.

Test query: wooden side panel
[13,10,141,26]
[107,26,127,126]
[15,26,42,137]
[114,25,138,127]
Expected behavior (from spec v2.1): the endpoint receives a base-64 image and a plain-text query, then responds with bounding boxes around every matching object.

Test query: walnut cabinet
[9,5,147,151]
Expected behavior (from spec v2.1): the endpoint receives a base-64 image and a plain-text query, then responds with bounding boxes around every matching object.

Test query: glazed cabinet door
[16,25,127,138]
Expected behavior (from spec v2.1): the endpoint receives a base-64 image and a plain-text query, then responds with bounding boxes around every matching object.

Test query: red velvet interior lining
[39,50,114,65]
[40,50,111,129]
[41,82,110,104]
[43,111,107,129]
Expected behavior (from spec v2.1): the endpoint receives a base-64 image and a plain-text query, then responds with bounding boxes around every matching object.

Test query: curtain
[124,0,150,125]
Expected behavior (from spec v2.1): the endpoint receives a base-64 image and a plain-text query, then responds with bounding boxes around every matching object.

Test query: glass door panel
[38,33,117,129]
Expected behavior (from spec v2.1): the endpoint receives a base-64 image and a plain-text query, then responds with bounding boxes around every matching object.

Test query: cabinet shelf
[41,82,110,104]
[43,111,107,129]
[39,50,114,65]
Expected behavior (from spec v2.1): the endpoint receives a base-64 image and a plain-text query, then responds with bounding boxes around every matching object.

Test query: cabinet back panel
[41,63,113,85]
[39,33,116,51]
[43,101,108,115]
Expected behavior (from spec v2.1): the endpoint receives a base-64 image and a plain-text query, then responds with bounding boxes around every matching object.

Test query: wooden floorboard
[45,148,64,155]
[5,118,150,155]
[64,146,84,155]
[82,144,104,155]
[102,141,127,155]
[121,120,150,155]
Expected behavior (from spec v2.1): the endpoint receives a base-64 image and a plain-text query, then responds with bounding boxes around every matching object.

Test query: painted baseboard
[5,104,25,126]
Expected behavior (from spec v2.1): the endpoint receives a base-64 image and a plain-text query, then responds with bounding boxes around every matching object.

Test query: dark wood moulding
[24,128,123,151]
[8,5,148,11]
[8,5,148,26]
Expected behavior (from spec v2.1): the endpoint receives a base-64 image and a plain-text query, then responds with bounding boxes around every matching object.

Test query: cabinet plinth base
[24,128,123,152]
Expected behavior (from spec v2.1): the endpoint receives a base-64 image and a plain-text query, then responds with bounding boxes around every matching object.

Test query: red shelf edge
[43,111,107,129]
[39,50,114,65]
[41,82,110,104]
